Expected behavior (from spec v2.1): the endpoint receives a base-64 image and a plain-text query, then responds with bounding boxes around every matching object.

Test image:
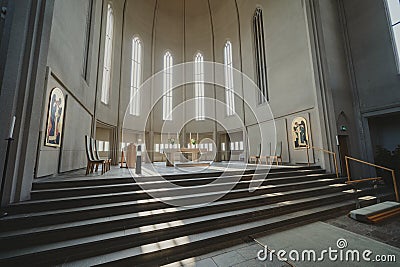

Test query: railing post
[345,156,399,203]
[345,156,351,182]
[391,170,399,202]
[333,153,339,178]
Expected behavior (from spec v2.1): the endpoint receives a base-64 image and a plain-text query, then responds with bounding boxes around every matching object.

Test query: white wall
[38,0,348,175]
[39,0,123,176]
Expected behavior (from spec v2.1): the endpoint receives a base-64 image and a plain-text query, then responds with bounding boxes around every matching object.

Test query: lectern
[126,144,137,169]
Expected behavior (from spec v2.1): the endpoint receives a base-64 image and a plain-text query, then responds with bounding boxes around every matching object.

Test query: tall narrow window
[194,53,205,120]
[224,41,235,116]
[253,8,269,104]
[163,52,173,120]
[82,0,93,81]
[386,0,400,71]
[101,4,114,104]
[130,37,142,116]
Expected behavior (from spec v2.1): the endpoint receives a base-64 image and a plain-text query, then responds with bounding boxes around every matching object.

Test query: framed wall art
[292,117,309,149]
[45,87,65,147]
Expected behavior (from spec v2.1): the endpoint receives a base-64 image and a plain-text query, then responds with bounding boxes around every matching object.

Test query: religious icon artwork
[292,117,309,149]
[45,87,65,147]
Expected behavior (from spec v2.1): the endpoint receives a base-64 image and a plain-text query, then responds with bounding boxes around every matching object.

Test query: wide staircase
[0,165,393,266]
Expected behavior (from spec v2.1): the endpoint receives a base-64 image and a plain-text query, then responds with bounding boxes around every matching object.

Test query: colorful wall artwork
[292,117,309,149]
[45,87,65,147]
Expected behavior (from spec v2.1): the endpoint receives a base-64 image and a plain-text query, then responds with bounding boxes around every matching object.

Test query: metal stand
[136,145,142,175]
[1,138,14,217]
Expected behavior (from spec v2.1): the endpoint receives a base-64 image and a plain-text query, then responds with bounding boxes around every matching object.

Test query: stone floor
[254,221,400,267]
[162,241,291,267]
[35,161,304,182]
[162,214,400,267]
[326,213,400,249]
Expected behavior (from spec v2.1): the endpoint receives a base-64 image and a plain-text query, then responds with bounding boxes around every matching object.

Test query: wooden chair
[268,141,283,166]
[250,143,262,164]
[259,143,271,165]
[265,142,272,164]
[91,137,111,172]
[85,135,105,175]
[249,156,258,164]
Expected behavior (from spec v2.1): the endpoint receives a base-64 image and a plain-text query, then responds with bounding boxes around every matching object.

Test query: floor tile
[212,250,246,267]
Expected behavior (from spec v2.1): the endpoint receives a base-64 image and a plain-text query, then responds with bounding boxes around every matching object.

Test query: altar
[164,148,202,166]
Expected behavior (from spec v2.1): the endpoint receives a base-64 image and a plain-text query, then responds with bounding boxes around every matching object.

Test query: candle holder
[168,138,175,146]
[190,138,197,147]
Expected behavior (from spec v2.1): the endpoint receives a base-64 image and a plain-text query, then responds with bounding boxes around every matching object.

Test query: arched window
[385,0,400,71]
[224,41,235,116]
[130,37,142,116]
[253,8,269,103]
[163,52,173,121]
[194,53,205,120]
[101,3,114,104]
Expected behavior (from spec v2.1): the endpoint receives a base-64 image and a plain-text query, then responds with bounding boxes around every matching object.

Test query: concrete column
[0,0,55,206]
[303,0,338,173]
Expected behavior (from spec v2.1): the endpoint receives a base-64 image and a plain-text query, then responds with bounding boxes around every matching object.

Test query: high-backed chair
[268,141,283,165]
[250,143,262,164]
[85,135,105,175]
[91,137,111,172]
[262,143,272,164]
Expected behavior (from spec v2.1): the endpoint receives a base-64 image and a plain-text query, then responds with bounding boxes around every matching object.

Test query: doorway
[338,135,350,176]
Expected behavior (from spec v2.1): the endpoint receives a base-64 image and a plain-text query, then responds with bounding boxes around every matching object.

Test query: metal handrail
[304,146,339,178]
[346,177,382,184]
[345,156,399,202]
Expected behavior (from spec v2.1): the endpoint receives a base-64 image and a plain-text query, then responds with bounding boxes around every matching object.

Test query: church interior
[0,0,400,266]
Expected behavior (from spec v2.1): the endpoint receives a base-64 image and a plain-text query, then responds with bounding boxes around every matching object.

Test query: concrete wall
[341,0,400,164]
[312,0,362,172]
[36,74,92,177]
[96,0,124,126]
[39,0,98,176]
[343,0,400,114]
[120,0,155,133]
[47,0,98,112]
[37,0,356,177]
[0,0,55,204]
[238,0,322,163]
[369,114,400,152]
[38,0,125,177]
[211,0,244,133]
[319,0,354,129]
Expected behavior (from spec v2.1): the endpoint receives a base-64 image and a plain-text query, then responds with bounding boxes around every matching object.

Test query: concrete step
[349,201,400,223]
[30,167,325,194]
[31,166,322,191]
[30,171,332,200]
[0,195,388,266]
[0,180,351,232]
[95,195,392,267]
[6,174,337,215]
[1,166,391,267]
[0,189,363,250]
